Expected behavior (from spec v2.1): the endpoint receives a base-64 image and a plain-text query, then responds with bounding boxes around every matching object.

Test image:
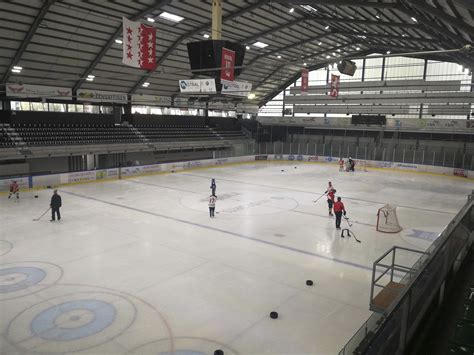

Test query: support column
[212,0,222,40]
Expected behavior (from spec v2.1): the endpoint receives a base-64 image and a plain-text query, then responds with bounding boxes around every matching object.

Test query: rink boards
[0,154,473,192]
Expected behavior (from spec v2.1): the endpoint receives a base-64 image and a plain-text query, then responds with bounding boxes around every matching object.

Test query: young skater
[327,189,335,216]
[333,196,347,229]
[210,178,216,196]
[338,158,345,172]
[8,181,19,200]
[209,194,217,218]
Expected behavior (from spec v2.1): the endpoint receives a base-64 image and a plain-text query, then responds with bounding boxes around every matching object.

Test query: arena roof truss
[0,0,472,108]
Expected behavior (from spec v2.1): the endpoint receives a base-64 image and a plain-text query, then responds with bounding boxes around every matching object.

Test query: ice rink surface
[1,162,472,355]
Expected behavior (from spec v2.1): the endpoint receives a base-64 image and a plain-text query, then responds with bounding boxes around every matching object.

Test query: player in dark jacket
[210,178,216,196]
[50,189,62,222]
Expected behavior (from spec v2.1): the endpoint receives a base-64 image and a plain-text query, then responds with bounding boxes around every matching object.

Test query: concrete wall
[0,162,29,177]
[28,156,69,175]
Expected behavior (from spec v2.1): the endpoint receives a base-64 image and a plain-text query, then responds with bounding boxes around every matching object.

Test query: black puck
[306,280,313,286]
[270,311,278,319]
[294,166,297,169]
[34,195,38,198]
[214,350,224,355]
[171,170,175,173]
[281,169,284,172]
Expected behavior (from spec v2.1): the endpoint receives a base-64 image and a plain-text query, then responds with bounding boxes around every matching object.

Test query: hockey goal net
[376,205,402,233]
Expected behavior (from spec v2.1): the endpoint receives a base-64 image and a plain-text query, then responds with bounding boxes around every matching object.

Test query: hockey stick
[33,208,50,221]
[341,228,361,243]
[343,215,353,227]
[313,192,327,203]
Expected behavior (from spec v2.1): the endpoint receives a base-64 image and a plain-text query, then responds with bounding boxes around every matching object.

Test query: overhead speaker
[187,40,246,78]
[337,60,357,76]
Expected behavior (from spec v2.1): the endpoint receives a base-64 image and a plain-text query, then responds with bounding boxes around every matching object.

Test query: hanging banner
[6,83,72,100]
[122,17,156,70]
[220,47,235,82]
[301,68,309,95]
[178,79,216,94]
[221,80,252,97]
[77,89,128,103]
[330,74,340,98]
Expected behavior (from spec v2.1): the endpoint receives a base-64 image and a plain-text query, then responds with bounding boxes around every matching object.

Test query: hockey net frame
[376,204,402,233]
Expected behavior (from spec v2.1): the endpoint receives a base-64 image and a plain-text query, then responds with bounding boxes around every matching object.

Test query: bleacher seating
[0,129,14,148]
[12,123,142,146]
[134,124,219,142]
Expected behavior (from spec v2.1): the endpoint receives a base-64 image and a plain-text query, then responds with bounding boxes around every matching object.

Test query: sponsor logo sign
[6,83,72,100]
[221,80,252,97]
[308,156,319,162]
[255,155,268,161]
[77,89,127,103]
[288,155,295,161]
[67,171,97,183]
[296,155,304,161]
[453,168,467,178]
[379,161,393,168]
[394,163,418,170]
[178,79,216,94]
[274,154,283,160]
[216,158,228,165]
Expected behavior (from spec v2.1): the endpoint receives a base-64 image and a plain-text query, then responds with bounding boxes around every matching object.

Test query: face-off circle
[6,291,136,353]
[129,337,239,355]
[0,240,13,256]
[0,262,63,301]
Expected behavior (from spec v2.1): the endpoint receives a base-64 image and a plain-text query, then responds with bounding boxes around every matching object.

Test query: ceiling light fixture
[386,51,391,54]
[147,17,155,23]
[277,55,281,59]
[411,17,417,22]
[11,69,21,73]
[247,93,256,100]
[203,33,210,38]
[289,7,294,13]
[159,12,184,23]
[356,47,361,50]
[142,82,150,87]
[13,66,22,70]
[324,25,330,30]
[115,39,122,44]
[245,45,250,50]
[252,41,268,48]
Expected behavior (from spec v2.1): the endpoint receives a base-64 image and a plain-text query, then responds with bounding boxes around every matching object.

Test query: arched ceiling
[0,0,472,106]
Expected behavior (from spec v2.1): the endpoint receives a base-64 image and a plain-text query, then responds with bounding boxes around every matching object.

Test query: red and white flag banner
[220,48,235,82]
[122,17,156,70]
[329,74,340,98]
[301,68,309,95]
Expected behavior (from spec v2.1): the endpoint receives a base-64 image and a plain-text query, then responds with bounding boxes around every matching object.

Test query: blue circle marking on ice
[0,267,46,293]
[159,351,206,355]
[31,299,116,341]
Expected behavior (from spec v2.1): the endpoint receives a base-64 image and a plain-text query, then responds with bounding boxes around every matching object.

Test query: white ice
[0,162,472,355]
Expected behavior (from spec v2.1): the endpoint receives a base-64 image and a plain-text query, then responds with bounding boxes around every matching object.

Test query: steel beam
[72,0,172,92]
[1,0,56,84]
[407,0,474,38]
[271,0,398,8]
